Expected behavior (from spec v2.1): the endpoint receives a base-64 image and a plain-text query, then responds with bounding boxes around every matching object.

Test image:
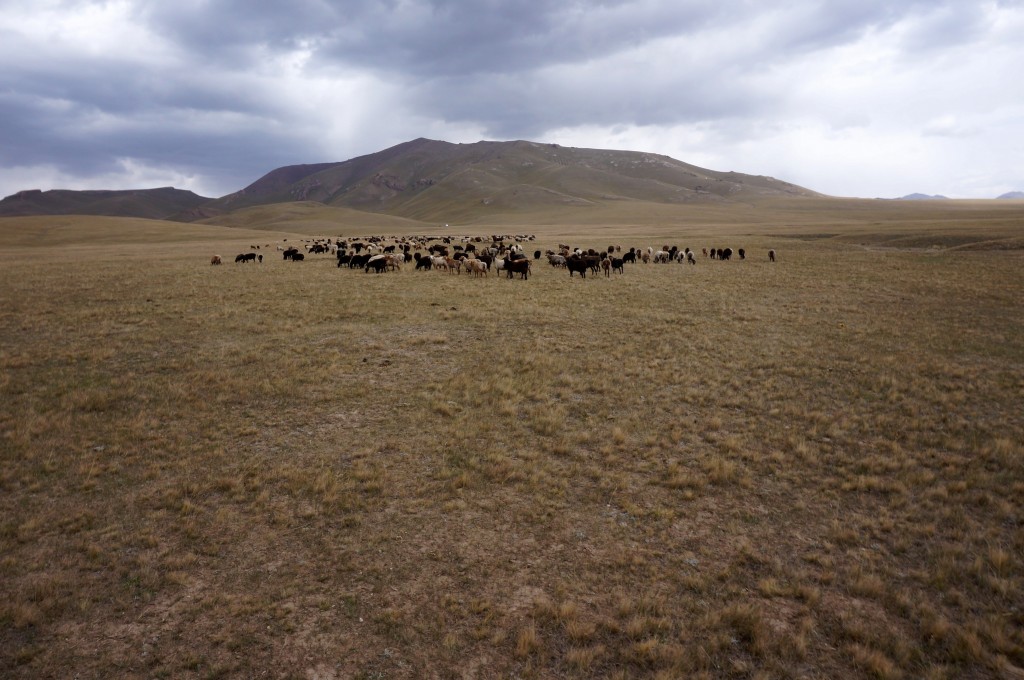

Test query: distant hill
[997,191,1024,199]
[0,139,824,224]
[898,193,949,201]
[202,138,821,223]
[0,187,211,220]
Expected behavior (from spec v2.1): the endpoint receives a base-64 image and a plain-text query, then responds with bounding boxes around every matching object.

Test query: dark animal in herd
[566,257,590,278]
[504,257,530,280]
[365,256,388,273]
[235,253,260,263]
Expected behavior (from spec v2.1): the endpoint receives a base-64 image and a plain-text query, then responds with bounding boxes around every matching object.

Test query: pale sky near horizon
[1,0,1022,201]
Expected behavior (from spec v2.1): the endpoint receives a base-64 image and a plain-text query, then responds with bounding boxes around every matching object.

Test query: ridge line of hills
[0,138,814,224]
[2,138,1021,224]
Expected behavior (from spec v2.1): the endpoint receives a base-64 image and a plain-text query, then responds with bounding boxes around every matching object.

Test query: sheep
[504,257,530,280]
[211,254,222,265]
[601,256,612,277]
[365,254,387,273]
[566,256,589,278]
[464,258,488,277]
[769,249,776,262]
[612,257,624,274]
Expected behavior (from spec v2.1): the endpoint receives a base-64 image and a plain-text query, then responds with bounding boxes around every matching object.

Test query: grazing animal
[566,257,589,278]
[601,257,612,277]
[504,257,530,280]
[686,251,697,265]
[464,258,488,277]
[738,248,746,260]
[291,252,305,261]
[235,253,257,263]
[415,256,433,271]
[622,250,636,264]
[769,249,776,262]
[722,247,733,261]
[611,257,624,274]
[365,255,387,273]
[283,247,300,260]
[211,255,222,265]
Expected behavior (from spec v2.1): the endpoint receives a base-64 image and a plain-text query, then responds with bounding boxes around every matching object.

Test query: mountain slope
[0,139,822,224]
[204,138,821,222]
[0,187,211,220]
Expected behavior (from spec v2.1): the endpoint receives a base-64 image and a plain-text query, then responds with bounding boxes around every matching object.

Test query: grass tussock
[1,211,1023,678]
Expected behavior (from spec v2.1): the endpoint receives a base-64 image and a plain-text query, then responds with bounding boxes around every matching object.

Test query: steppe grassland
[1,204,1023,679]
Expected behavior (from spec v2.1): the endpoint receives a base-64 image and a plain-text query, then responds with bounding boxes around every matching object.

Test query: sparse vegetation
[1,198,1022,678]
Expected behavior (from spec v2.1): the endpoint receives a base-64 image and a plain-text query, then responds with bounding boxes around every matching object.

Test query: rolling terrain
[1,138,821,226]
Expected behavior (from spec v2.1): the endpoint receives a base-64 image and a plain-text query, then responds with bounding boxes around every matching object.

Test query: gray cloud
[0,0,1021,199]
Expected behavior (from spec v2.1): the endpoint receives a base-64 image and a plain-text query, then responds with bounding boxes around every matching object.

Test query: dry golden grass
[1,198,1023,678]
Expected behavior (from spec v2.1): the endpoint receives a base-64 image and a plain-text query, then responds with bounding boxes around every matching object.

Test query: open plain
[1,197,1023,679]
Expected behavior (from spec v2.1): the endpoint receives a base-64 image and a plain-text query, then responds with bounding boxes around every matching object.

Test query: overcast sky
[2,0,1022,200]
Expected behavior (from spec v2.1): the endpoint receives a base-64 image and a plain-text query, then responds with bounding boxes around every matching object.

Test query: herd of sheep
[212,234,776,278]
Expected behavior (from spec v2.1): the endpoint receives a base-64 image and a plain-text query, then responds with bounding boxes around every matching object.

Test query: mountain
[0,187,211,220]
[0,138,821,223]
[897,193,949,201]
[997,191,1024,199]
[203,138,820,222]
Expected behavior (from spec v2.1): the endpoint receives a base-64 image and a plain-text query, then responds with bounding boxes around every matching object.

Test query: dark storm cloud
[0,0,1020,198]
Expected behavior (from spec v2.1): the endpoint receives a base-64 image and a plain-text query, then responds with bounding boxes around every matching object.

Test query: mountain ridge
[0,138,825,223]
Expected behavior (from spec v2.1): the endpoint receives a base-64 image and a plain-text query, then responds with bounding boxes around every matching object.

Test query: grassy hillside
[202,139,822,224]
[0,188,210,220]
[1,201,1022,679]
